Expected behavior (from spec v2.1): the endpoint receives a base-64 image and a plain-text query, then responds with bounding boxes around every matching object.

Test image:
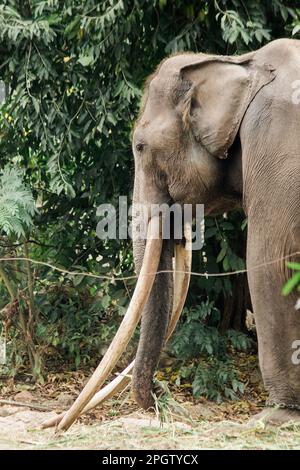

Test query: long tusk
[56,216,163,432]
[41,222,192,430]
[167,222,192,337]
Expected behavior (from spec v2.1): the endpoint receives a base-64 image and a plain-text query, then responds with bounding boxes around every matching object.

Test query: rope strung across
[0,252,299,281]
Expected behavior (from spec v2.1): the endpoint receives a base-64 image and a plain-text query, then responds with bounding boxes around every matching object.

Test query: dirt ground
[1,404,300,450]
[1,355,300,450]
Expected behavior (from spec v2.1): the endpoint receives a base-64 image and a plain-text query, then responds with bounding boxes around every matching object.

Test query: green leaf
[216,247,226,263]
[282,272,300,296]
[240,29,250,45]
[78,55,94,66]
[205,227,217,238]
[101,295,111,309]
[287,262,300,271]
[222,256,230,271]
[241,218,248,230]
[292,25,300,36]
[65,183,76,199]
[32,97,40,114]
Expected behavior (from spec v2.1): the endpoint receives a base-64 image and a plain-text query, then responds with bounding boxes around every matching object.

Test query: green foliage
[283,262,300,296]
[33,282,120,368]
[172,302,224,359]
[214,0,299,46]
[171,301,252,401]
[152,378,194,425]
[192,359,245,402]
[282,262,300,312]
[0,165,36,238]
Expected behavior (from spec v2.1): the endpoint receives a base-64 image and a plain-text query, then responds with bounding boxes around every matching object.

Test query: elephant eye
[136,143,144,153]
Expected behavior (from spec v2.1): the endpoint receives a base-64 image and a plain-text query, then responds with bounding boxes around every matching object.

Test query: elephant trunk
[131,171,192,410]
[130,171,174,409]
[132,236,173,409]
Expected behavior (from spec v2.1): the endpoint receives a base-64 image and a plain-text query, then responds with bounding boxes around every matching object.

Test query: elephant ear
[180,56,275,158]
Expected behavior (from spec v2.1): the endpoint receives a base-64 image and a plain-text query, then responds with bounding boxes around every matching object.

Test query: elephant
[131,38,300,425]
[51,38,300,432]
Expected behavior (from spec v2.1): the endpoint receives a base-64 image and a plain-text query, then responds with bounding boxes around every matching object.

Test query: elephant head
[131,52,275,409]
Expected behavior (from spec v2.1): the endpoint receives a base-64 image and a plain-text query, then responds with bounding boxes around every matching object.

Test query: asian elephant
[131,38,300,425]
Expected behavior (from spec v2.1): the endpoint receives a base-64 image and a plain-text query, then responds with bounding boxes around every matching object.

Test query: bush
[170,299,253,401]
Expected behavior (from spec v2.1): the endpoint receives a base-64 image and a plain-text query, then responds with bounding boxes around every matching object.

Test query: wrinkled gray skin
[132,39,300,424]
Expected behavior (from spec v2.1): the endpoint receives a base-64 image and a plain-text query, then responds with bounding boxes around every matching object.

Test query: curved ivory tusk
[56,216,163,432]
[42,222,192,430]
[167,222,192,337]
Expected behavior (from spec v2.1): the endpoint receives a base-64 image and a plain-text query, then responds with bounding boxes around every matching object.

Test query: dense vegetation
[0,0,299,397]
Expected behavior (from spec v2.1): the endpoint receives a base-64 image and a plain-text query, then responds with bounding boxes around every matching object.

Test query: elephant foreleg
[247,217,300,425]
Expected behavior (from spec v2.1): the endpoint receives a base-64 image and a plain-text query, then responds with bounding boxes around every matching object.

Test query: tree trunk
[219,273,252,334]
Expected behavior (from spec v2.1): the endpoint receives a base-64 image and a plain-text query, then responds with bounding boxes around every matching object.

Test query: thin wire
[0,252,299,282]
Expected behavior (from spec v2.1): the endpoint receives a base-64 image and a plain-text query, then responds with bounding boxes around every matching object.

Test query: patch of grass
[151,379,194,429]
[2,407,300,450]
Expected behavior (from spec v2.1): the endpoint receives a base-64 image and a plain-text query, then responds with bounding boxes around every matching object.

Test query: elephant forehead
[137,110,180,142]
[140,93,174,129]
[148,75,178,101]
